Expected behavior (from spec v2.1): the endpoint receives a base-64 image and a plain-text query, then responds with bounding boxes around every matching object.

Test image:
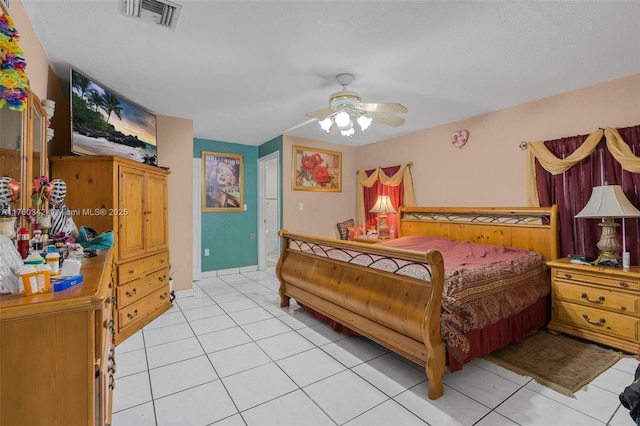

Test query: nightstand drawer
[554,281,640,316]
[555,300,639,342]
[553,269,640,291]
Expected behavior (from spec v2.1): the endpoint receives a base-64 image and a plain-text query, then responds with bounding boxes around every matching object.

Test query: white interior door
[258,152,280,270]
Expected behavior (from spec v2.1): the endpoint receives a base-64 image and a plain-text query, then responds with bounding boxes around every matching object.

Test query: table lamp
[575,184,640,266]
[369,195,396,238]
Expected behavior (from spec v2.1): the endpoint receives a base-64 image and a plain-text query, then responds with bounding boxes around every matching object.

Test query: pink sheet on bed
[382,236,550,363]
[383,235,527,270]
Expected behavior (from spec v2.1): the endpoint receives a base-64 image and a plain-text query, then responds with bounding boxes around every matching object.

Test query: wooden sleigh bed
[276,206,558,400]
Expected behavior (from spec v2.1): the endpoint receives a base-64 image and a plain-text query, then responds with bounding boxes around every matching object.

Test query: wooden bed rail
[276,229,446,399]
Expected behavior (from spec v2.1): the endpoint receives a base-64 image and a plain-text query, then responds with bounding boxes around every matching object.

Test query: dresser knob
[127,309,139,319]
[563,272,572,279]
[581,293,605,304]
[125,288,137,297]
[620,281,629,288]
[582,314,606,326]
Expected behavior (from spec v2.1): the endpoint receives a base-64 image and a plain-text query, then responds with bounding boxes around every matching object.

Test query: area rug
[483,330,627,397]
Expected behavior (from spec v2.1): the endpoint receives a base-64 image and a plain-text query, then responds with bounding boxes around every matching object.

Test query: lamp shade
[575,185,640,219]
[369,195,396,213]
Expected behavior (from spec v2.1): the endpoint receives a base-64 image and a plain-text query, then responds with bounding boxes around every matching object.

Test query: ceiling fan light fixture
[341,127,355,137]
[302,73,407,138]
[334,111,352,129]
[357,115,372,131]
[319,117,333,132]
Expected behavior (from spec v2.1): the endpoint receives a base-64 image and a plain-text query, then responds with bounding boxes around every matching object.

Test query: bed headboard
[398,205,559,261]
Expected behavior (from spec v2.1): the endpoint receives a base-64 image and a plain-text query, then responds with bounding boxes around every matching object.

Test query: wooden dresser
[547,258,640,354]
[0,250,115,426]
[51,155,172,345]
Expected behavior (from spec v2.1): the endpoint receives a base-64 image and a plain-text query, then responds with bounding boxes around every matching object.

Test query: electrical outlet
[204,248,210,256]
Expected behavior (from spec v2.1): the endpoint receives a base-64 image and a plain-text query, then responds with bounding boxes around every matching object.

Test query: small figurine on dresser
[0,176,20,240]
[47,179,78,241]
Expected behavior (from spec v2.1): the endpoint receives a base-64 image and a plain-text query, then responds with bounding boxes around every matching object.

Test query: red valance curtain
[363,165,403,232]
[357,163,416,233]
[534,125,640,264]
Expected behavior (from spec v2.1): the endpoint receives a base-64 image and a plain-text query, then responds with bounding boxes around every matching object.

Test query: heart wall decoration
[451,129,469,149]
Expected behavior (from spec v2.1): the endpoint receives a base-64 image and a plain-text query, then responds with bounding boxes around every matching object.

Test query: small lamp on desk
[369,195,396,238]
[575,184,640,266]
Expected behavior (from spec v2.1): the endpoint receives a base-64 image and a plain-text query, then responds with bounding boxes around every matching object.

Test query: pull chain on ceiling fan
[284,73,408,138]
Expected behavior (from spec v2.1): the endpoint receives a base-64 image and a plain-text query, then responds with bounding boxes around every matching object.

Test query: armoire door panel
[118,166,146,260]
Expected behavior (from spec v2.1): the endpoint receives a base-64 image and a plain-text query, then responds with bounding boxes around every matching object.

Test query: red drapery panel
[535,125,640,265]
[363,165,403,232]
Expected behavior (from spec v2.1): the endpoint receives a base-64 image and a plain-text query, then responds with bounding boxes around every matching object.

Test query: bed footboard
[276,230,446,400]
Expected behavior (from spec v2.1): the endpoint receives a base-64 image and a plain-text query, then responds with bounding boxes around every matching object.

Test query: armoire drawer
[553,281,640,316]
[116,267,169,308]
[117,251,169,285]
[554,300,640,342]
[118,286,171,332]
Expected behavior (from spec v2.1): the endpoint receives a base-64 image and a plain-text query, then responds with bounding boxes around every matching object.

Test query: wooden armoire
[51,155,172,344]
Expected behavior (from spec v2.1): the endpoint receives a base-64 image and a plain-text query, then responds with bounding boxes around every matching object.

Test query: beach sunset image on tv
[71,69,158,166]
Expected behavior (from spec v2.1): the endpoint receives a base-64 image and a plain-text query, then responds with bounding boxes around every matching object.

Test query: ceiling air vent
[121,0,182,30]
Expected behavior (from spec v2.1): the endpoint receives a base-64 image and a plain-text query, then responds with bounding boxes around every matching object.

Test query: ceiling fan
[285,73,408,137]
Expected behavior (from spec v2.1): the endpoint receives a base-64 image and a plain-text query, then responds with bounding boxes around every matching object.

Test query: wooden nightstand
[547,258,640,354]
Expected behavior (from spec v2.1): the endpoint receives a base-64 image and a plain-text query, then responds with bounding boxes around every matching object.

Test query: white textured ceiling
[20,0,640,146]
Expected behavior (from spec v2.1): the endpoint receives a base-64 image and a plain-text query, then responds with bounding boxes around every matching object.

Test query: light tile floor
[113,268,639,426]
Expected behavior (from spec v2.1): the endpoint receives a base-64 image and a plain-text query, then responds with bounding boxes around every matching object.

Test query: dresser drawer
[117,251,169,285]
[116,267,169,308]
[118,286,171,332]
[553,281,640,316]
[554,300,640,342]
[554,268,640,291]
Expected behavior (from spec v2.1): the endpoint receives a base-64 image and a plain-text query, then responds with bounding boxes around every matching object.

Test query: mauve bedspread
[381,236,550,363]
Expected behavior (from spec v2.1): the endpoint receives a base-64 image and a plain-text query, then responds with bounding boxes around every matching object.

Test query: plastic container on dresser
[547,257,640,354]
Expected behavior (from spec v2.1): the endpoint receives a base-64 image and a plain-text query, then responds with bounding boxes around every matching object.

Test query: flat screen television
[70,68,158,166]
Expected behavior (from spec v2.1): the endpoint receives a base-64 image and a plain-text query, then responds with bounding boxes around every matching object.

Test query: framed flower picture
[202,151,244,212]
[292,145,342,192]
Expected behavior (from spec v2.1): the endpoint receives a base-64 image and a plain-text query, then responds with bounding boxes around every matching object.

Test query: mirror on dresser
[31,96,47,184]
[0,89,49,232]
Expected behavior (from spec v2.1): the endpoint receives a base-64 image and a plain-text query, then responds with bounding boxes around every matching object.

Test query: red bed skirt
[298,295,550,372]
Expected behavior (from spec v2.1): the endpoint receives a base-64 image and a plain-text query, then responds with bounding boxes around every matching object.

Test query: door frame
[192,158,202,280]
[258,151,280,271]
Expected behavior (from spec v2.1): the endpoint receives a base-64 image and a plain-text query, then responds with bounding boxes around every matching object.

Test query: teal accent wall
[194,139,258,271]
[258,136,283,232]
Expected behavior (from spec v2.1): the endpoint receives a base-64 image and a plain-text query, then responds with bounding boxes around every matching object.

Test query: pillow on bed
[347,226,364,241]
[336,218,355,240]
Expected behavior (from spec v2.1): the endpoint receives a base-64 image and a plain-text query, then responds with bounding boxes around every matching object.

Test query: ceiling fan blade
[361,102,408,114]
[367,111,406,127]
[283,117,317,133]
[305,107,334,119]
